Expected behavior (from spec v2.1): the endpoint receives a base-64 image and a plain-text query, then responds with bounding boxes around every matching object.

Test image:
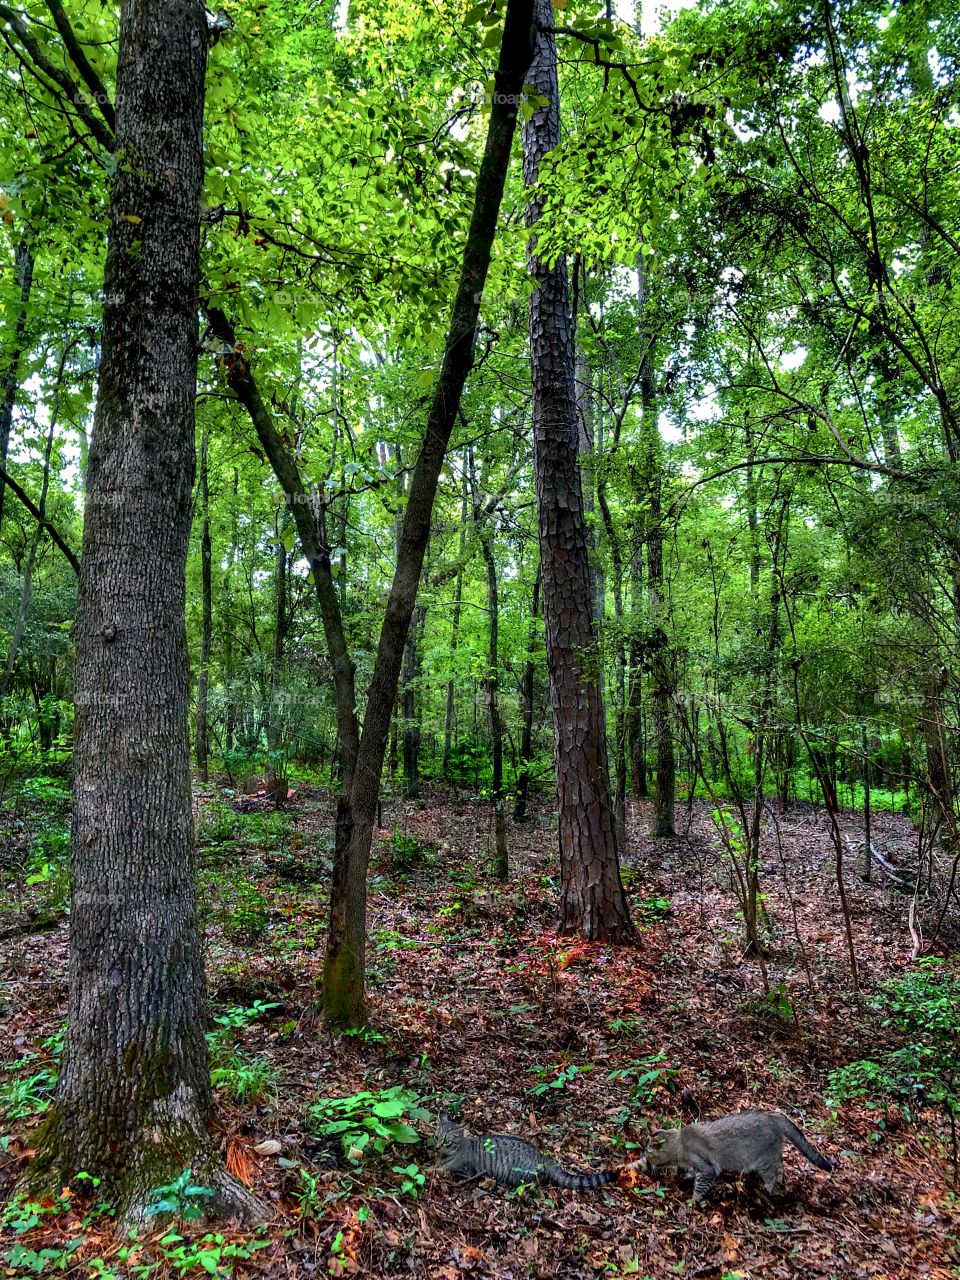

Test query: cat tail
[542,1160,616,1190]
[778,1116,834,1171]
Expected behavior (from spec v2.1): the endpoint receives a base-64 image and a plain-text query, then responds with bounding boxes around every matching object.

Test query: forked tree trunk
[26,0,262,1226]
[522,0,633,942]
[209,0,535,1028]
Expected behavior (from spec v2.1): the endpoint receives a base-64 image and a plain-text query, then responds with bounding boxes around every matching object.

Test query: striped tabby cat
[434,1117,614,1190]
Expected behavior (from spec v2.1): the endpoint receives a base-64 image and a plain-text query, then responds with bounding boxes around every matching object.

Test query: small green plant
[633,895,672,923]
[145,1169,216,1222]
[208,1000,280,1044]
[607,1015,643,1040]
[372,927,420,952]
[219,878,270,945]
[291,1166,327,1221]
[607,1053,681,1112]
[308,1086,428,1162]
[381,826,434,875]
[0,1063,57,1119]
[148,1228,270,1277]
[2,1191,72,1236]
[17,775,71,807]
[527,1063,593,1096]
[391,1162,425,1198]
[195,800,241,847]
[745,981,794,1023]
[4,1237,83,1274]
[210,1051,278,1104]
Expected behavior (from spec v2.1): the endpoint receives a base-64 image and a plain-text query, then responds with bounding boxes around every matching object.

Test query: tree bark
[26,0,261,1226]
[522,0,633,942]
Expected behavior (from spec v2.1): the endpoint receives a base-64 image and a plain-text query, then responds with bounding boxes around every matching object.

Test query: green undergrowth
[2,1176,271,1279]
[826,958,959,1140]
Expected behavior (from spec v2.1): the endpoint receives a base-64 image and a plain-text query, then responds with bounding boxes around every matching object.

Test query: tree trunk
[195,428,212,783]
[574,317,604,622]
[522,0,633,942]
[513,573,540,823]
[26,0,262,1227]
[0,234,34,536]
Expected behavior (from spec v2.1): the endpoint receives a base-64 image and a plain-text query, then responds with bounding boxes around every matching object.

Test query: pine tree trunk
[26,0,262,1226]
[522,0,633,942]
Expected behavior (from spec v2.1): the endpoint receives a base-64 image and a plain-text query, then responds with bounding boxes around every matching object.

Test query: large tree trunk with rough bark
[25,0,262,1227]
[522,0,633,942]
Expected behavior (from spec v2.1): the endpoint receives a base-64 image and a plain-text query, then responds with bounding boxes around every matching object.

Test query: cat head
[434,1113,465,1153]
[644,1127,682,1169]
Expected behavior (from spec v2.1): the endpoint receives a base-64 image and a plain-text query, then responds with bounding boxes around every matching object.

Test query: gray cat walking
[435,1118,615,1190]
[644,1110,834,1203]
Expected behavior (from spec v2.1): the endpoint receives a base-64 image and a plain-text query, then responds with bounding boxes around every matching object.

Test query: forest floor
[0,781,957,1279]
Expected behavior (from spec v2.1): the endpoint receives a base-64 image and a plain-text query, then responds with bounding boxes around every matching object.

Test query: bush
[308,1086,428,1163]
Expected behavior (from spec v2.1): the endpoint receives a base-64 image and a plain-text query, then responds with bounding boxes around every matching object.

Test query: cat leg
[692,1171,716,1204]
[758,1157,782,1194]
